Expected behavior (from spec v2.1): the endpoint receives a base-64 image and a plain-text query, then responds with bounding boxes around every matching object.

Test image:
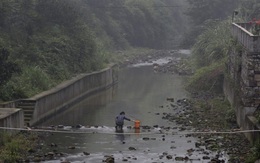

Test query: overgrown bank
[0,0,187,102]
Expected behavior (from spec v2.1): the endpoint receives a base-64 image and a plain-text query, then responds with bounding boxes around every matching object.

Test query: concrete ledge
[0,108,24,128]
[0,65,118,127]
[29,64,118,126]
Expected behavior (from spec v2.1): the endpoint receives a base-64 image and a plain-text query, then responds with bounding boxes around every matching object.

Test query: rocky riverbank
[20,49,253,162]
[138,50,252,162]
[161,96,251,163]
[113,49,252,162]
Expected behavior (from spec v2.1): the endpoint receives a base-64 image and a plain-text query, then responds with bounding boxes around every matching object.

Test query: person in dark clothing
[115,111,131,131]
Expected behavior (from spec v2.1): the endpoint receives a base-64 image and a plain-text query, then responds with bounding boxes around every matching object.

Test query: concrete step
[17,105,35,109]
[16,100,36,126]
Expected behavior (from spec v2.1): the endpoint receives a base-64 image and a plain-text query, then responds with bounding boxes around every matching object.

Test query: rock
[166,97,174,102]
[122,158,128,161]
[103,155,115,163]
[50,143,57,147]
[159,155,164,159]
[128,147,136,150]
[143,137,150,141]
[170,145,176,149]
[142,126,152,129]
[202,156,210,160]
[175,157,184,161]
[166,155,173,159]
[195,142,201,148]
[75,124,83,128]
[187,148,194,153]
[83,152,90,155]
[46,152,55,157]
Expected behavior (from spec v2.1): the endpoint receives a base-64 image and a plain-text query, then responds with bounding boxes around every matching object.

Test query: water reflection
[40,84,117,127]
[41,66,187,127]
[115,130,125,143]
[40,63,220,163]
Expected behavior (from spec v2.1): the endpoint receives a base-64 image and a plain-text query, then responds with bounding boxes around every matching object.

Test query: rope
[0,126,260,135]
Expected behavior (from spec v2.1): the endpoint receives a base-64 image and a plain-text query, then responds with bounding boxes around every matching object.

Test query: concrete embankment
[0,65,118,128]
[222,23,260,144]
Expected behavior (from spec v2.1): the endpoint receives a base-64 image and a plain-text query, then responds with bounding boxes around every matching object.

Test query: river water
[39,52,227,163]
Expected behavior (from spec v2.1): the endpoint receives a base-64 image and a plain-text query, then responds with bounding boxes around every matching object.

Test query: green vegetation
[0,0,187,101]
[185,20,235,93]
[180,0,239,48]
[185,0,260,162]
[246,142,260,163]
[0,132,37,162]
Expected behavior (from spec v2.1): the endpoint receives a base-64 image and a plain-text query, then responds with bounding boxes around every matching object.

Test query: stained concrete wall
[29,65,118,126]
[0,108,24,128]
[0,100,18,108]
[224,23,260,144]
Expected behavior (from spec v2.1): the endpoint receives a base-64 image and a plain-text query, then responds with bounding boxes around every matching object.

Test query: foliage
[185,20,235,93]
[0,48,20,87]
[238,0,260,21]
[86,0,186,49]
[181,0,239,48]
[246,142,260,163]
[191,20,234,68]
[0,0,188,101]
[186,0,239,25]
[0,132,36,163]
[186,61,224,93]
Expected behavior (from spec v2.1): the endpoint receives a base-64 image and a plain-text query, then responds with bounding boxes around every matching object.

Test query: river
[38,51,227,163]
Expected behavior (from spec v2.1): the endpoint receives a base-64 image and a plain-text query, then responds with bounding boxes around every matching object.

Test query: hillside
[0,0,188,101]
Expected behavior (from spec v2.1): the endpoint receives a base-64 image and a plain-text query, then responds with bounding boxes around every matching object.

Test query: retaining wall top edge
[0,108,21,119]
[232,23,254,36]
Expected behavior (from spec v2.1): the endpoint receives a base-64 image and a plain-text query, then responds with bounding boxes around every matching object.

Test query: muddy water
[40,57,227,163]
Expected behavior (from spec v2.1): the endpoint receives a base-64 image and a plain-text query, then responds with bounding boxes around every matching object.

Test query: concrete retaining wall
[224,23,260,144]
[0,108,24,129]
[245,116,260,143]
[0,65,118,127]
[0,100,18,108]
[29,65,118,126]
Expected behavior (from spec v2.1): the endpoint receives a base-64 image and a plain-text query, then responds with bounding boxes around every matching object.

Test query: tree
[186,0,239,25]
[238,0,260,21]
[180,0,239,48]
[0,48,20,86]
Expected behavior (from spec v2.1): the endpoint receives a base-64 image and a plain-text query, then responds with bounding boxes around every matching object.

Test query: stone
[143,137,150,141]
[202,156,210,160]
[254,74,260,81]
[128,147,136,150]
[103,156,114,163]
[166,155,173,159]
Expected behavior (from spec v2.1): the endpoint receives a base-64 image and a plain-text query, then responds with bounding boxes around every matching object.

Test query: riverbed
[37,51,228,163]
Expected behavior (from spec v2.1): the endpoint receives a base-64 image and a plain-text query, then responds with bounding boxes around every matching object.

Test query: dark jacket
[115,114,130,126]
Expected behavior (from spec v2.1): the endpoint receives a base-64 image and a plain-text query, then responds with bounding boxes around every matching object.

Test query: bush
[0,132,35,163]
[185,61,224,93]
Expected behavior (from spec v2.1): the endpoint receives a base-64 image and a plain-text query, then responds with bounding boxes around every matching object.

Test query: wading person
[115,111,131,131]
